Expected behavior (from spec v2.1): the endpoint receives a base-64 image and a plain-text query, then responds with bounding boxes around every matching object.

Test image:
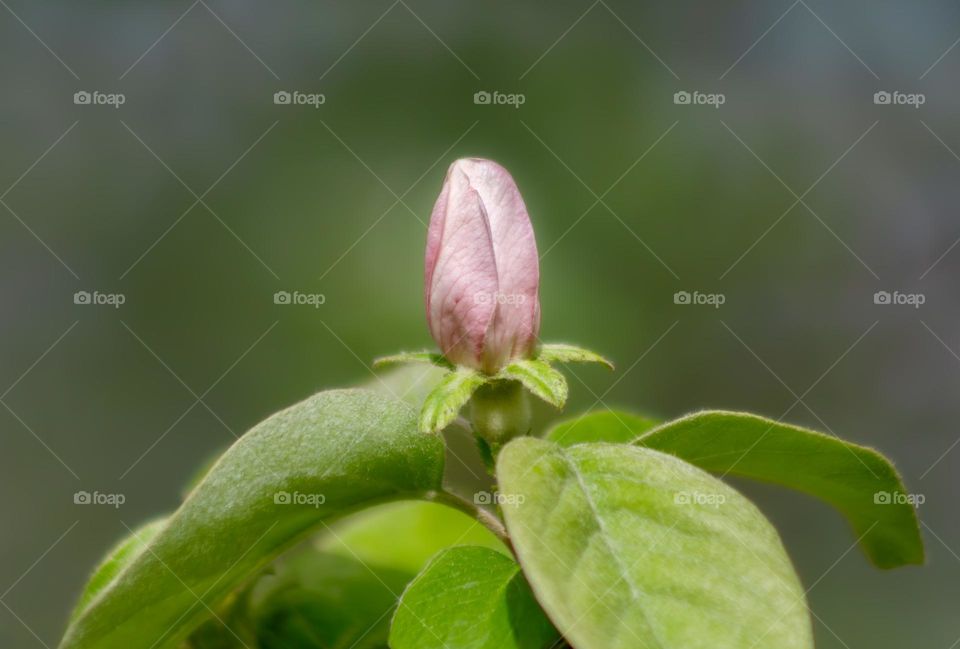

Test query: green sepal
[497,359,568,409]
[419,367,486,434]
[373,350,454,371]
[537,343,614,369]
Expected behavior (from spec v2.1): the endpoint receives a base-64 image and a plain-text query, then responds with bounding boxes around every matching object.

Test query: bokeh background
[1,1,958,646]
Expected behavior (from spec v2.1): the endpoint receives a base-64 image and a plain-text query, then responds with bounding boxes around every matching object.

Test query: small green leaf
[60,389,445,649]
[635,410,925,568]
[373,350,453,370]
[546,410,659,446]
[419,367,486,434]
[537,343,614,369]
[389,546,559,649]
[498,438,813,649]
[498,359,568,408]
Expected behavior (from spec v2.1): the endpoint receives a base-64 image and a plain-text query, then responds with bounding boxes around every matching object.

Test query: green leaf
[537,343,614,369]
[250,549,412,649]
[61,389,445,649]
[546,410,659,446]
[498,359,568,408]
[69,517,168,624]
[184,546,411,649]
[389,546,559,649]
[497,438,813,649]
[373,350,453,371]
[635,410,925,568]
[419,367,486,434]
[318,500,508,573]
[186,500,507,649]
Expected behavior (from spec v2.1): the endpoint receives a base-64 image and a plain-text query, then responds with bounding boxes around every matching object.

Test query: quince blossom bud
[424,158,540,374]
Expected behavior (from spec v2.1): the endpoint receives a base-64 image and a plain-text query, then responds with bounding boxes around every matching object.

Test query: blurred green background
[2,1,958,646]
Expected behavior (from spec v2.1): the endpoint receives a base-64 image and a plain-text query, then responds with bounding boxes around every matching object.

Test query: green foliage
[498,359,569,408]
[390,546,559,649]
[373,351,454,371]
[546,410,659,446]
[635,410,924,568]
[419,367,486,433]
[545,408,924,568]
[497,437,814,649]
[537,343,614,369]
[61,374,924,648]
[248,549,411,649]
[318,500,508,573]
[69,517,167,624]
[60,389,445,649]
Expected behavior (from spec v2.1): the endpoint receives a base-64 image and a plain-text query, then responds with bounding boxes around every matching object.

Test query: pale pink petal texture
[425,158,540,373]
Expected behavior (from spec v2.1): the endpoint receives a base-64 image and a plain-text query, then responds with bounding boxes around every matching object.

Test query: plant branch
[424,489,514,553]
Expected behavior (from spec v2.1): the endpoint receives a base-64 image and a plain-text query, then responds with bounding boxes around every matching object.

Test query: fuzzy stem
[424,489,514,553]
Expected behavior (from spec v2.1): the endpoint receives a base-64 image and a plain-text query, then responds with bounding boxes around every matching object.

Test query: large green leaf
[498,438,813,649]
[636,410,924,568]
[389,546,559,649]
[545,410,659,446]
[69,517,168,624]
[60,389,445,649]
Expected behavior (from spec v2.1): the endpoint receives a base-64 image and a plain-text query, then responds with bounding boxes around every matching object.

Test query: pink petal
[453,159,540,369]
[425,165,499,369]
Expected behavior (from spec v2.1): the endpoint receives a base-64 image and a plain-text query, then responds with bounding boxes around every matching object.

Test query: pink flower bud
[425,158,540,373]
